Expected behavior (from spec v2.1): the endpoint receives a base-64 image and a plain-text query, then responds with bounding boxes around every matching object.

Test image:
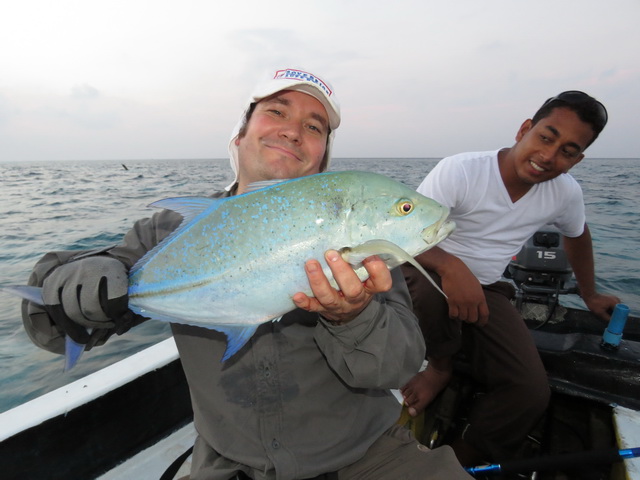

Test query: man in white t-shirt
[400,91,621,467]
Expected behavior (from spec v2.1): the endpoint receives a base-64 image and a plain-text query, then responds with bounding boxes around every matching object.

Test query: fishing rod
[466,447,640,476]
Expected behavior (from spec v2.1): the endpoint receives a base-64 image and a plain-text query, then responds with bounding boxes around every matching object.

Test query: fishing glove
[42,256,133,344]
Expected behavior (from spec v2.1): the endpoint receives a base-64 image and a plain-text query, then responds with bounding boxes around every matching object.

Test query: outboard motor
[506,228,577,311]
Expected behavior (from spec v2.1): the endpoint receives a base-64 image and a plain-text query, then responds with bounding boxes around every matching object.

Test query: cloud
[30,86,119,130]
[71,84,100,100]
[1,0,640,161]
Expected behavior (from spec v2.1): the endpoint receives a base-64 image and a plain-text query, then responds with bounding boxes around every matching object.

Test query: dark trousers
[237,474,336,480]
[402,264,550,462]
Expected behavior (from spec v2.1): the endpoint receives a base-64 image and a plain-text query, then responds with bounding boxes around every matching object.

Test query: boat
[0,337,194,480]
[403,229,640,479]
[1,229,639,480]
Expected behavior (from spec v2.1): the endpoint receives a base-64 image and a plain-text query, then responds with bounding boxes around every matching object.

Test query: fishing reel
[505,228,578,313]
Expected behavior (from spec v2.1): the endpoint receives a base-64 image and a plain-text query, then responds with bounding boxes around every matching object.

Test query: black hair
[531,91,608,148]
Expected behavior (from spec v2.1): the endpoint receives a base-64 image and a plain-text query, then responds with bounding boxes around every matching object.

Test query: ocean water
[0,157,638,413]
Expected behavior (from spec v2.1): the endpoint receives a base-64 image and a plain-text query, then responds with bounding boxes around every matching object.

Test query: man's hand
[414,247,489,326]
[42,256,130,343]
[292,250,392,324]
[440,260,489,326]
[582,292,622,321]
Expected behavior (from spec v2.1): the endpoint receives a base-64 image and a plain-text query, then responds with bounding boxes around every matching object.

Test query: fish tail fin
[0,285,45,305]
[217,325,259,362]
[64,335,86,372]
[1,285,86,371]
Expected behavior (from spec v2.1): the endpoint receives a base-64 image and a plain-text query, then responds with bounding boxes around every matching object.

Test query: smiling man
[400,91,621,467]
[22,67,473,480]
[234,90,331,193]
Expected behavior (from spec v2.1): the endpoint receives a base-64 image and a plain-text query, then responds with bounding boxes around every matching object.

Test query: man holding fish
[20,68,472,479]
[401,91,621,468]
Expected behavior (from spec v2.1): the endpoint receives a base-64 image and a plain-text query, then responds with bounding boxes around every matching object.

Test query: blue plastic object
[601,303,630,349]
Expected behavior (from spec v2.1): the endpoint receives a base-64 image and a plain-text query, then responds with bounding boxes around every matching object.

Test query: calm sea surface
[0,157,638,413]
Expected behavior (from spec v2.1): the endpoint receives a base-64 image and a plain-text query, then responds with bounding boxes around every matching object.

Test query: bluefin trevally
[3,171,455,369]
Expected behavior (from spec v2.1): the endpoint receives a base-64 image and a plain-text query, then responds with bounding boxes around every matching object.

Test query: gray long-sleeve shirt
[22,189,426,480]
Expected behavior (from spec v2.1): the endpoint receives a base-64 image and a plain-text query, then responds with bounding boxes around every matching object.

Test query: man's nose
[279,121,302,143]
[538,144,556,163]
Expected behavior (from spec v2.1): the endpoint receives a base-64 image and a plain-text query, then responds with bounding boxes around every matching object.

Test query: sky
[1,0,639,162]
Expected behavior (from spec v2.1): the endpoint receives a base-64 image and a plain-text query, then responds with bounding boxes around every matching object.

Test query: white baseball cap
[226,68,341,190]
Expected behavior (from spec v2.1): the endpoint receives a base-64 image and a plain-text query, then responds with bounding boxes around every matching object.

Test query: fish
[3,171,455,368]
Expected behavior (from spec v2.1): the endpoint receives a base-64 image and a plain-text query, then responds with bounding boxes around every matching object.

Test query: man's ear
[515,119,533,142]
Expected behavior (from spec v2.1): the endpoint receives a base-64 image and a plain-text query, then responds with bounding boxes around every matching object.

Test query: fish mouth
[420,210,456,248]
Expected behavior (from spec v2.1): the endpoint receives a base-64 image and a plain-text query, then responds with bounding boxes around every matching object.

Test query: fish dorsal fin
[243,179,291,194]
[149,196,219,223]
[130,196,224,275]
[340,239,448,299]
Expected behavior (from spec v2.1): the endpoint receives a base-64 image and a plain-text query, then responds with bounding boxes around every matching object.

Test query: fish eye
[396,200,414,215]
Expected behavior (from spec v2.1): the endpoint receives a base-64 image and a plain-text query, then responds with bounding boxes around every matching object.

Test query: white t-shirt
[418,150,586,285]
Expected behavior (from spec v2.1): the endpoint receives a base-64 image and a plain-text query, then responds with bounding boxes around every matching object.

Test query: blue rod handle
[466,446,640,476]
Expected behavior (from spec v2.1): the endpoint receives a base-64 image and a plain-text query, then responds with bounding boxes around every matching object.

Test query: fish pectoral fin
[340,239,448,300]
[402,256,448,300]
[339,239,414,270]
[217,325,260,362]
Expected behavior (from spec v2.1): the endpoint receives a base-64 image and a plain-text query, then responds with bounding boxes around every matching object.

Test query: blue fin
[130,307,259,362]
[1,285,44,305]
[216,325,259,362]
[64,335,86,371]
[1,286,89,371]
[341,239,448,299]
[243,179,291,193]
[148,196,219,222]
